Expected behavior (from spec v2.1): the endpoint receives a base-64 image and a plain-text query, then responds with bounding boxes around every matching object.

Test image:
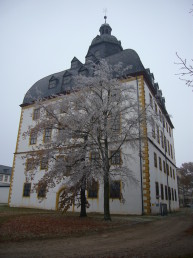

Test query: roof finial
[103,8,107,23]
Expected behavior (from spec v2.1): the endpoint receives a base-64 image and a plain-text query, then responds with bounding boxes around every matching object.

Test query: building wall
[143,80,179,213]
[0,186,10,203]
[10,77,179,214]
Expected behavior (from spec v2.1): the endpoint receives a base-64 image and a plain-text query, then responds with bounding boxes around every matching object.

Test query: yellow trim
[137,75,151,214]
[55,186,66,210]
[8,108,24,205]
[120,77,136,83]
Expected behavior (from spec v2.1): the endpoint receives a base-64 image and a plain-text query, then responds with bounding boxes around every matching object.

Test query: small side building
[0,165,12,204]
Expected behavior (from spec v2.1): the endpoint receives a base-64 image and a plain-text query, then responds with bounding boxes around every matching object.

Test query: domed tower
[86,17,123,61]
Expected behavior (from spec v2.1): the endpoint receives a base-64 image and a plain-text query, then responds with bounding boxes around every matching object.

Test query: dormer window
[48,76,57,89]
[71,57,82,70]
[63,76,71,85]
[78,66,88,76]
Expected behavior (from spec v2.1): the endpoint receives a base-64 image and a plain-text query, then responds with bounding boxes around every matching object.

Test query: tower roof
[87,21,123,59]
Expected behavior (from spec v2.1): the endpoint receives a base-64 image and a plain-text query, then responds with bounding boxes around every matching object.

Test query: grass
[0,205,130,242]
[0,205,188,242]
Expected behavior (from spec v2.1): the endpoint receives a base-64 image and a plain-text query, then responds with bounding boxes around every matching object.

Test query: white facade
[9,76,179,215]
[0,186,10,203]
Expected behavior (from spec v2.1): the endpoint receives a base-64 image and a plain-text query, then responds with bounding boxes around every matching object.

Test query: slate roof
[22,22,174,128]
[0,165,12,175]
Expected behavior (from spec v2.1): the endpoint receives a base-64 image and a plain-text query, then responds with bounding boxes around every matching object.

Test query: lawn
[0,205,126,242]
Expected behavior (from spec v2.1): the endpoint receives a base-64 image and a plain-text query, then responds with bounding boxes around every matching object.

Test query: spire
[103,8,107,23]
[99,17,112,36]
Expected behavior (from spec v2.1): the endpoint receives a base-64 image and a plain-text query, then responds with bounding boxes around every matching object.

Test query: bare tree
[24,60,148,220]
[178,162,193,206]
[175,53,193,88]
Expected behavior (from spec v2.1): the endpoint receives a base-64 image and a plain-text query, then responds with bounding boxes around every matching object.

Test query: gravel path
[0,210,193,258]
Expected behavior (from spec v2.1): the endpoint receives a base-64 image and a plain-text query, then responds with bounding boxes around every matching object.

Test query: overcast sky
[0,0,192,167]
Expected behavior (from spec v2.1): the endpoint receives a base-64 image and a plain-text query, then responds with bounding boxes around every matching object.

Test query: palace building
[9,19,179,214]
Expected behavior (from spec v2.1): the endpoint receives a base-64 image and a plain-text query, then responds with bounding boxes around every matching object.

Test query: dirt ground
[0,209,193,258]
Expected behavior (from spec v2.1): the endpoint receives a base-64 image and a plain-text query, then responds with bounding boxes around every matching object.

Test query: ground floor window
[160,184,164,200]
[174,189,177,201]
[110,181,121,199]
[87,180,98,198]
[155,182,159,199]
[37,184,46,198]
[165,185,168,200]
[23,183,31,197]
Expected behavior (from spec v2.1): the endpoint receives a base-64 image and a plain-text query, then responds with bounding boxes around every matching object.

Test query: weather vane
[103,8,107,23]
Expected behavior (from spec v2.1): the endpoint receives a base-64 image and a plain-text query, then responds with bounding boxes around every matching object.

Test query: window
[164,136,167,152]
[174,189,177,201]
[90,151,100,163]
[111,89,120,102]
[159,157,162,171]
[154,152,157,168]
[40,157,48,170]
[171,188,174,201]
[110,181,121,199]
[155,103,157,114]
[37,184,46,198]
[87,180,98,198]
[23,183,31,197]
[170,145,173,159]
[161,184,164,200]
[63,76,71,87]
[0,174,3,181]
[168,187,171,200]
[161,131,164,148]
[46,110,53,118]
[163,117,165,128]
[111,113,121,132]
[44,128,52,143]
[48,79,57,89]
[155,182,159,199]
[168,141,170,156]
[165,185,168,200]
[166,122,168,132]
[163,160,166,173]
[152,118,155,138]
[33,108,40,120]
[156,125,160,144]
[4,175,8,182]
[166,163,169,175]
[170,167,172,177]
[173,169,175,180]
[111,150,121,165]
[159,110,162,122]
[26,159,34,171]
[169,127,171,137]
[30,130,37,145]
[149,94,153,108]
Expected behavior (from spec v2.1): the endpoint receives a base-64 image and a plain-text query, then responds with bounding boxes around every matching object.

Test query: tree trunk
[104,172,111,221]
[80,187,87,217]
